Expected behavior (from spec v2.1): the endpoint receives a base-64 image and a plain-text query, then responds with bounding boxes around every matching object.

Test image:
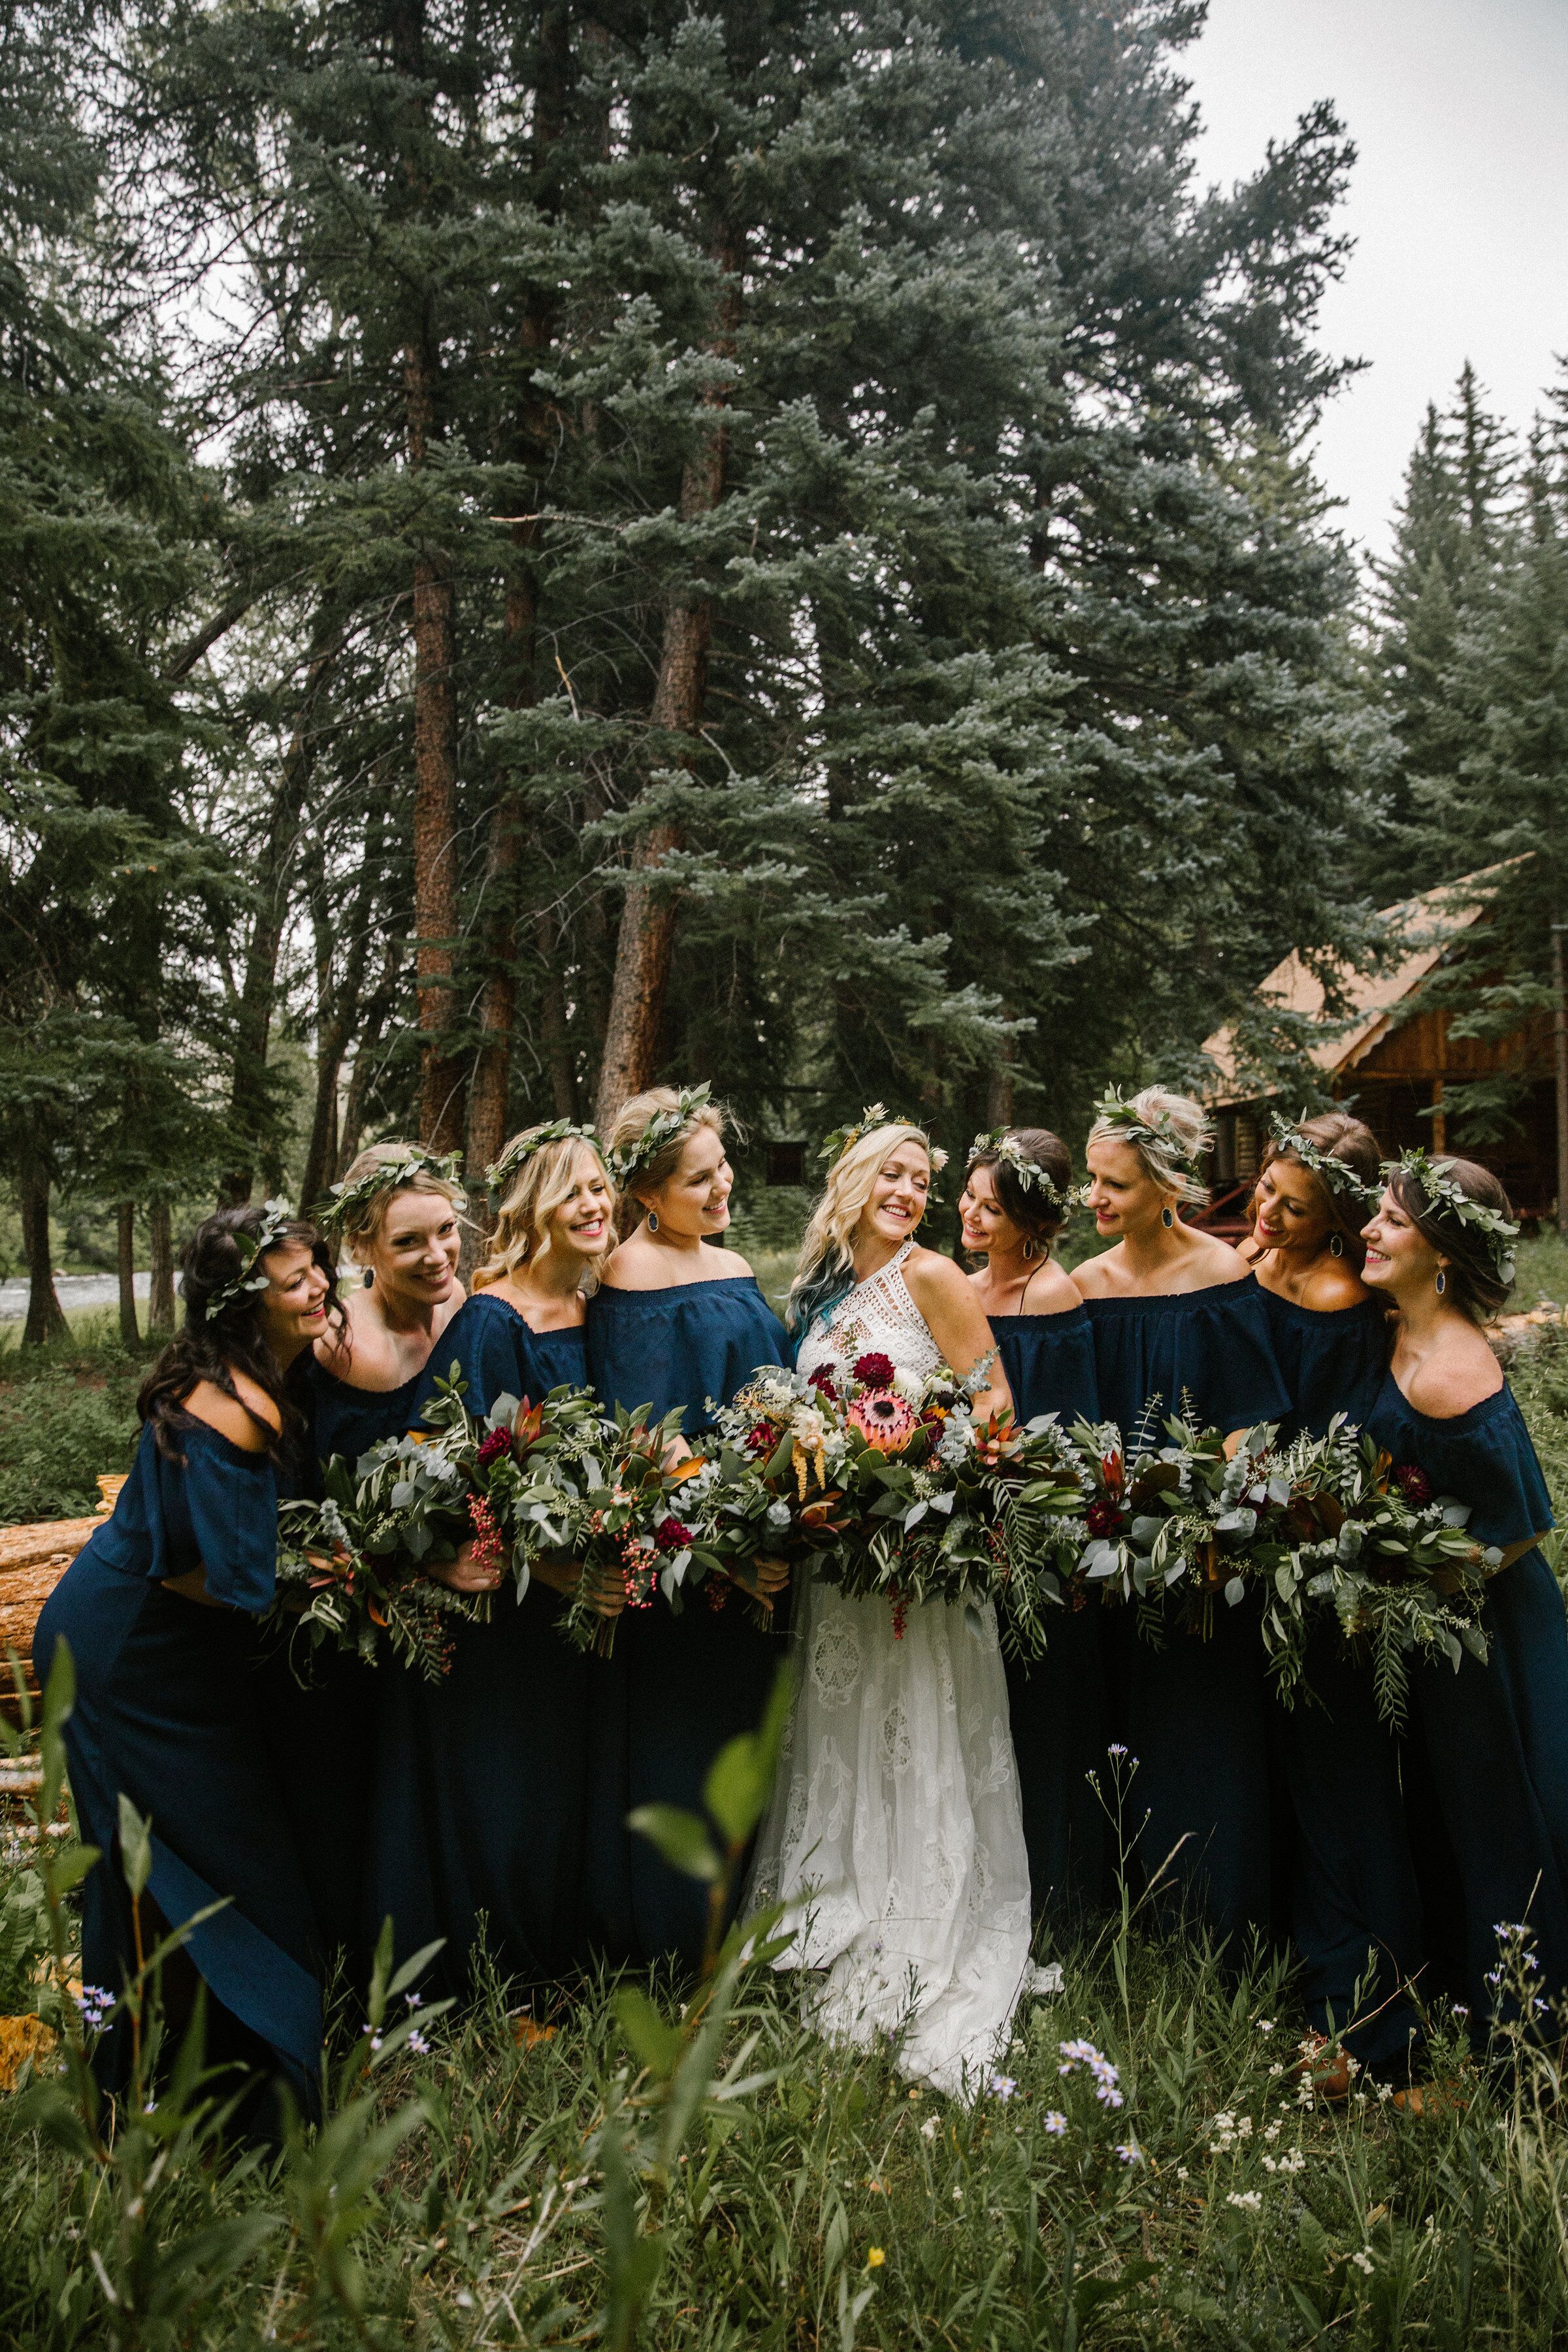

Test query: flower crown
[316,1149,466,1232]
[1091,1088,1197,1168]
[1268,1113,1380,1209]
[488,1119,602,1194]
[968,1130,1073,1216]
[819,1104,949,1173]
[200,1198,296,1318]
[1392,1149,1519,1285]
[608,1083,714,1189]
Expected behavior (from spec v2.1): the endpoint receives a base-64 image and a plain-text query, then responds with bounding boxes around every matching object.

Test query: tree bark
[116,1202,140,1348]
[595,240,742,1130]
[221,629,336,1201]
[148,1200,176,1331]
[20,1171,67,1347]
[338,938,404,1174]
[410,529,465,1151]
[538,907,576,1117]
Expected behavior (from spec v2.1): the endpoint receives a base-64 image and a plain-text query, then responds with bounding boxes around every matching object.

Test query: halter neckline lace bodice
[796,1240,943,1386]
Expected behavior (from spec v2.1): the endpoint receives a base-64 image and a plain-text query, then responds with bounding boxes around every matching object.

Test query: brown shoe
[1292,2034,1352,2100]
[1390,2080,1467,2118]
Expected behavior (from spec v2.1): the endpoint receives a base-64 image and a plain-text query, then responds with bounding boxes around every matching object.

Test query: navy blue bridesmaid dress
[368,1294,593,1998]
[583,1269,792,1970]
[1365,1372,1568,2035]
[991,1307,1107,1930]
[1252,1286,1420,2063]
[254,1349,416,1983]
[1083,1275,1291,1944]
[33,1418,324,2114]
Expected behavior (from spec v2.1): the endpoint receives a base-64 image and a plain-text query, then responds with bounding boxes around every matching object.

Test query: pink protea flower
[847,1390,917,1454]
[853,1351,896,1389]
[476,1427,513,1467]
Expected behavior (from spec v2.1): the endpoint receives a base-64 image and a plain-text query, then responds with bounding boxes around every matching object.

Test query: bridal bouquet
[1245,1416,1501,1727]
[270,1377,611,1680]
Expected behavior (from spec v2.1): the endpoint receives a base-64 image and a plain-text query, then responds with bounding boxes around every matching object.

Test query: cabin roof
[1203,869,1503,1109]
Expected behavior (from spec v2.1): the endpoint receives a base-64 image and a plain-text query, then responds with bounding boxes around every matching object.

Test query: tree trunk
[538,907,576,1117]
[20,1171,67,1347]
[1554,918,1568,1235]
[148,1201,175,1330]
[338,938,404,1174]
[116,1203,140,1348]
[410,535,465,1150]
[221,630,336,1202]
[596,242,742,1130]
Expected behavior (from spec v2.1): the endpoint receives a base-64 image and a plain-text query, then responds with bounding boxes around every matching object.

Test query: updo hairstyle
[334,1141,466,1262]
[141,1204,340,1461]
[1088,1086,1211,1207]
[605,1085,732,1240]
[1389,1156,1516,1326]
[968,1128,1073,1257]
[1260,1111,1380,1266]
[477,1128,615,1290]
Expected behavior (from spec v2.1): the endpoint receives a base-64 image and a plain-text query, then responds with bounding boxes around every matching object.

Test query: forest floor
[3,1252,1568,2344]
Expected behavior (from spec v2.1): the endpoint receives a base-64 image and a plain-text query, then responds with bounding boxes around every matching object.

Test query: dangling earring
[363,1268,374,1288]
[1161,1206,1174,1229]
[1435,1267,1446,1297]
[1021,1236,1039,1261]
[1328,1233,1344,1258]
[647,1209,659,1234]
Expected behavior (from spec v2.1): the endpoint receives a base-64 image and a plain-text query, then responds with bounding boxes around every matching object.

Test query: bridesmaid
[369,1121,622,1995]
[962,1127,1106,1928]
[1360,1155,1568,2048]
[1239,1113,1388,1442]
[584,1083,793,1970]
[1072,1087,1290,1944]
[264,1144,466,1977]
[33,1203,336,2117]
[1239,1114,1419,2080]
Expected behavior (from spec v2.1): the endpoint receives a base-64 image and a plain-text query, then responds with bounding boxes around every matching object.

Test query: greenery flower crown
[1392,1149,1519,1285]
[819,1103,949,1173]
[1268,1113,1380,1210]
[968,1130,1073,1215]
[1091,1088,1197,1168]
[201,1198,296,1318]
[608,1083,714,1189]
[488,1119,602,1194]
[317,1149,466,1232]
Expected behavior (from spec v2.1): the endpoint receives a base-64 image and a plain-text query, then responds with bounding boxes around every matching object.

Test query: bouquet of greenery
[1066,1407,1276,1637]
[547,1405,744,1656]
[1247,1416,1501,1727]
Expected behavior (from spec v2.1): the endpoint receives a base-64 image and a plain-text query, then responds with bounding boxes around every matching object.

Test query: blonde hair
[476,1130,614,1289]
[336,1142,466,1260]
[604,1085,730,1239]
[786,1122,934,1336]
[1088,1087,1211,1207]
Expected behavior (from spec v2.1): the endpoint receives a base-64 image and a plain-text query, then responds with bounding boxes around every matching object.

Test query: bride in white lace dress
[751,1115,1035,2097]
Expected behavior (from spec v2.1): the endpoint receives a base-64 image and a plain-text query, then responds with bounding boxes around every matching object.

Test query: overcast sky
[1184,0,1568,565]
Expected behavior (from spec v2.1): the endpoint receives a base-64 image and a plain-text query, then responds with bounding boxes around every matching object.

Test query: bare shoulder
[598,1237,664,1292]
[1298,1258,1374,1314]
[708,1241,755,1279]
[1187,1232,1249,1285]
[184,1373,280,1451]
[1070,1247,1122,1299]
[1019,1261,1085,1316]
[313,1311,355,1373]
[434,1282,468,1330]
[902,1248,974,1309]
[1401,1333,1504,1420]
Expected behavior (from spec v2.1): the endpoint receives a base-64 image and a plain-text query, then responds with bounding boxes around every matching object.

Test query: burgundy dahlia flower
[853,1351,896,1388]
[476,1428,514,1467]
[655,1516,694,1552]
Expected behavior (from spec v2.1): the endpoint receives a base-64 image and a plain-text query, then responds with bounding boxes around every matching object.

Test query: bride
[751,1113,1035,2095]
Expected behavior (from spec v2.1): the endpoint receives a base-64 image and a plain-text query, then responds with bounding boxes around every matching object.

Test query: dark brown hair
[1388,1156,1515,1326]
[1259,1111,1380,1267]
[968,1128,1073,1256]
[139,1205,342,1463]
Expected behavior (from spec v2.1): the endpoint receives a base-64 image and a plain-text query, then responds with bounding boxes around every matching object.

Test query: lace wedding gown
[751,1241,1034,2096]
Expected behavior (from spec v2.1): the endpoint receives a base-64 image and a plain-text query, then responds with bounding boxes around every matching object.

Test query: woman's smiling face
[959,1161,1024,1257]
[548,1146,613,1262]
[363,1190,463,1305]
[1084,1137,1169,1238]
[1360,1186,1442,1296]
[862,1141,932,1246]
[255,1239,330,1354]
[1252,1154,1331,1258]
[643,1124,733,1238]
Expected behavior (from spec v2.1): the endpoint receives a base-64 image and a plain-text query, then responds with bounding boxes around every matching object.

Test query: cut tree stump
[0,1490,119,1726]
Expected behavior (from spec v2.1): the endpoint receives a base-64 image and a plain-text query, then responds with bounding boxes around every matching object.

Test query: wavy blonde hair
[786,1121,936,1337]
[1088,1087,1211,1207]
[604,1085,730,1239]
[336,1142,466,1260]
[476,1130,615,1290]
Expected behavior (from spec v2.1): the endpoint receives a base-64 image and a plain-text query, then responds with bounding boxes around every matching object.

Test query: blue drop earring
[1329,1232,1344,1258]
[647,1209,659,1234]
[363,1268,374,1288]
[1435,1267,1446,1297]
[1161,1206,1174,1229]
